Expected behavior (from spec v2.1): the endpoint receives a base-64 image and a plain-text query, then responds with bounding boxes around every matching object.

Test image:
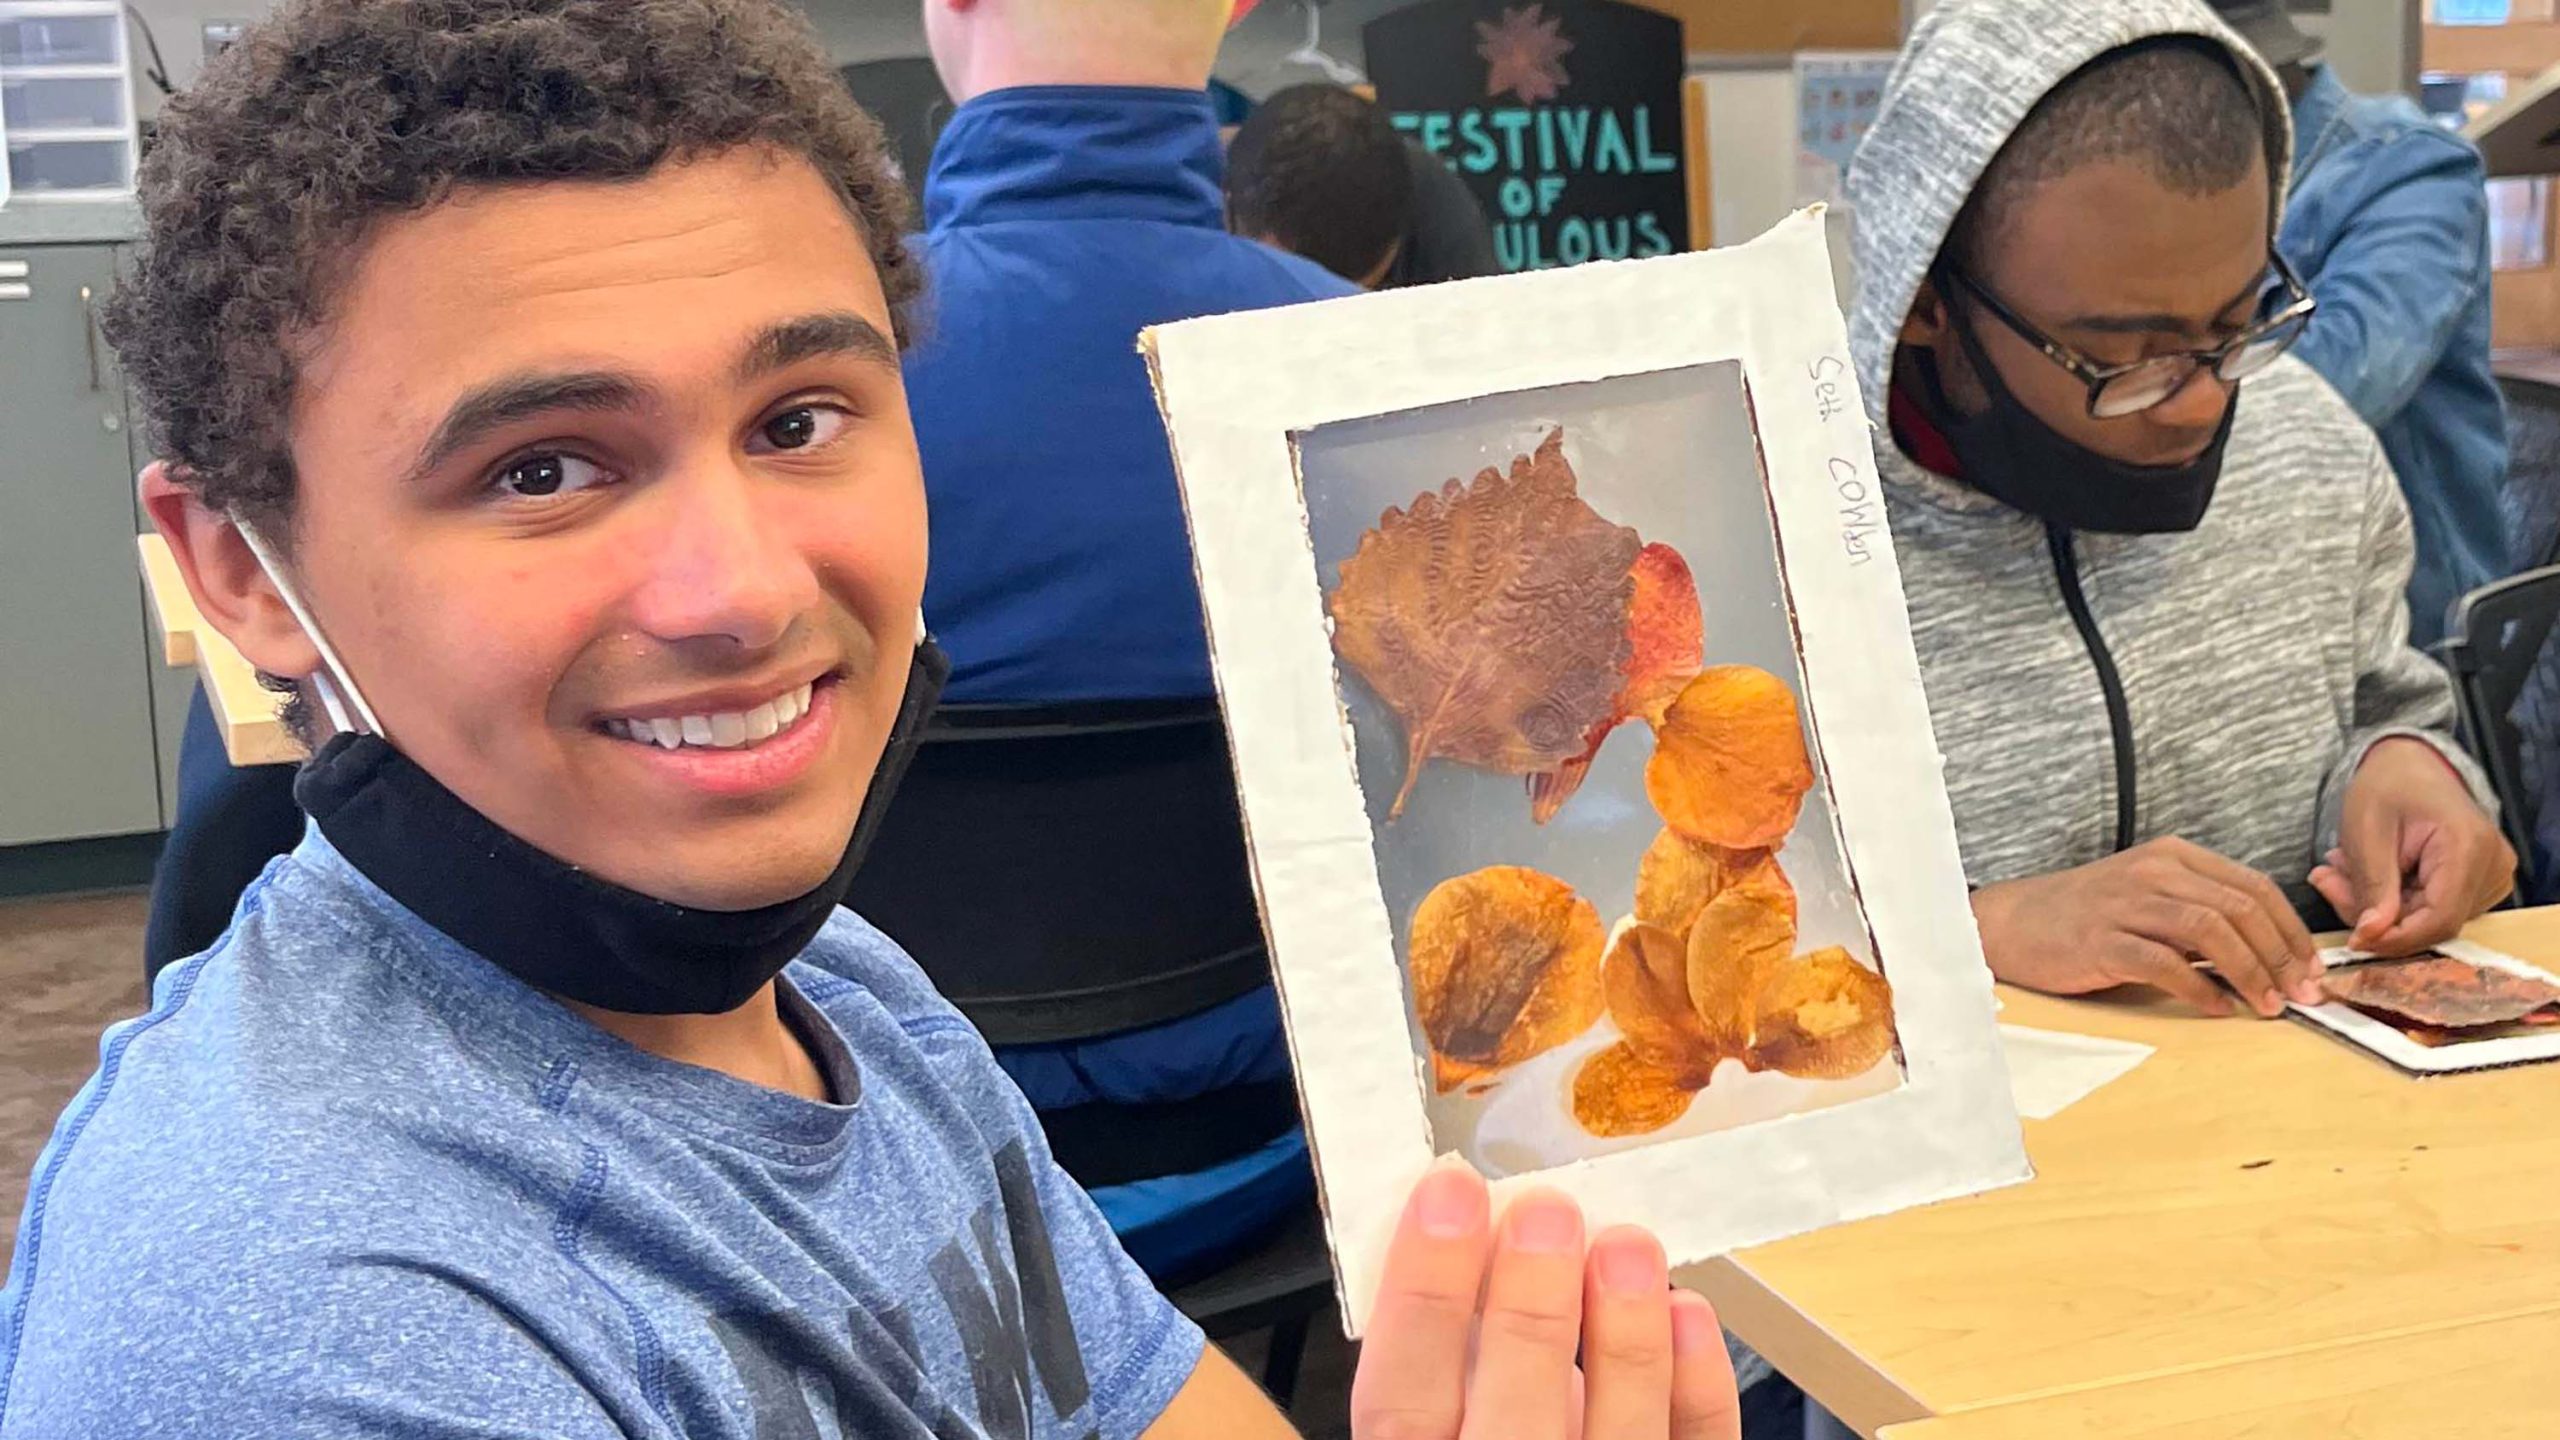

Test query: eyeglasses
[1938,254,2318,420]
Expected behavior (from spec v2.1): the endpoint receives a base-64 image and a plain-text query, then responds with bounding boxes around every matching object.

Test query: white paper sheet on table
[1998,1024,2153,1120]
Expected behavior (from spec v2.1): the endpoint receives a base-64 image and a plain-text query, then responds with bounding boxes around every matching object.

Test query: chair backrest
[2498,375,2560,573]
[2442,564,2560,901]
[840,699,1272,1047]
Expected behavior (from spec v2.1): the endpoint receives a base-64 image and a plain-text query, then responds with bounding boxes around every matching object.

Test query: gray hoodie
[1844,0,2490,905]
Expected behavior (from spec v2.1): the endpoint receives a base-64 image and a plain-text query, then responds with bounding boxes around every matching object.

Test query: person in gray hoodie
[1844,0,2512,1021]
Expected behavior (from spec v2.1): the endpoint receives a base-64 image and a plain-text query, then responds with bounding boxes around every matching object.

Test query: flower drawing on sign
[1477,3,1574,105]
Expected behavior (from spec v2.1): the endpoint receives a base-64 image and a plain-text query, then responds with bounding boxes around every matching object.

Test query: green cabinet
[0,239,166,844]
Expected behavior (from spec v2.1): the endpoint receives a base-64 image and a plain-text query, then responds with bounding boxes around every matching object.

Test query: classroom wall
[124,0,265,118]
[117,1,1385,123]
[804,0,1379,93]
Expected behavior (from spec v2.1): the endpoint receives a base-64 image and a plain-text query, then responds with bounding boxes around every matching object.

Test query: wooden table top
[1874,1309,2560,1439]
[1696,907,2560,1436]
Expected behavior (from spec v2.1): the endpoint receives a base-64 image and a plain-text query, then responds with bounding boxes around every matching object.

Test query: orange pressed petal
[1632,830,1797,939]
[1572,1041,1701,1137]
[1621,543,1705,727]
[1751,947,1898,1080]
[1433,1051,1499,1093]
[1643,666,1816,850]
[1604,923,1718,1081]
[1408,865,1607,1092]
[1685,885,1798,1059]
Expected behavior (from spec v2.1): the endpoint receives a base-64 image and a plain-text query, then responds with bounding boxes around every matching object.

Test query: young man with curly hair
[0,4,1737,1437]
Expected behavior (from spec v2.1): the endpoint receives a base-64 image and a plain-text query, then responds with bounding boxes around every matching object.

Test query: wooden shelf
[2425,21,2560,75]
[137,533,301,767]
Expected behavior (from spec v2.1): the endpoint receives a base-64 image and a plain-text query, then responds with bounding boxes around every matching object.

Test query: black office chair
[2441,565,2560,904]
[2496,375,2560,574]
[840,699,1335,1405]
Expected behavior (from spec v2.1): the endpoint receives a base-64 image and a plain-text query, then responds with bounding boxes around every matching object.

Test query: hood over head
[1843,0,2293,432]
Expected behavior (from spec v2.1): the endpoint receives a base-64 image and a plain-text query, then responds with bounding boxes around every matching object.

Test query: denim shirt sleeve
[2315,431,2498,856]
[2282,128,2492,428]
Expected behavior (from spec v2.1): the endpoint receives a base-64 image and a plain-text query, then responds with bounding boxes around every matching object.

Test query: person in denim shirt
[2215,0,2512,646]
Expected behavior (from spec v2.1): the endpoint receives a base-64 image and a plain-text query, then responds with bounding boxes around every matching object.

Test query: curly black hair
[103,0,922,530]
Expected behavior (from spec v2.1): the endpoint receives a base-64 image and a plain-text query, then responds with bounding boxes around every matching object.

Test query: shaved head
[924,0,1233,102]
[1952,37,2273,274]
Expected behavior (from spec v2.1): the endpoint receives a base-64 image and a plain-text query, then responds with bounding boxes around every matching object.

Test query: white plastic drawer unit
[5,134,122,190]
[0,8,118,68]
[2,71,123,130]
[0,2,135,202]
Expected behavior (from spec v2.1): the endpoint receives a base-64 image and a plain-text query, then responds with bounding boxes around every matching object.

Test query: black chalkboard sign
[1365,0,1688,272]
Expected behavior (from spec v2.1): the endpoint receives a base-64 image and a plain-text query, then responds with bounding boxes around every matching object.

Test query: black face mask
[295,641,951,1015]
[1910,306,2236,535]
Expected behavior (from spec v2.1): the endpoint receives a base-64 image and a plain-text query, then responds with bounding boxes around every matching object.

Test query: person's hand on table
[1969,836,2322,1017]
[1352,1162,1739,1440]
[2311,736,2514,955]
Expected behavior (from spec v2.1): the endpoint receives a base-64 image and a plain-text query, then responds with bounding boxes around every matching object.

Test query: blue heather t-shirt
[0,830,1204,1437]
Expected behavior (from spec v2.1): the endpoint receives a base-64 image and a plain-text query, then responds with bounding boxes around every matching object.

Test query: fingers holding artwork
[1353,1169,1741,1440]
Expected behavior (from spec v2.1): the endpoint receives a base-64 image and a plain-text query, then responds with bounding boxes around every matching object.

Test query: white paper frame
[1143,210,2028,1333]
[2295,941,2560,1074]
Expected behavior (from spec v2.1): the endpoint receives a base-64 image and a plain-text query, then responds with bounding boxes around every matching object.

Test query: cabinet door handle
[80,285,100,391]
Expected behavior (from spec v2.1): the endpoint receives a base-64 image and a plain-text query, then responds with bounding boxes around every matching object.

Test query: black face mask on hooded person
[1907,284,2235,536]
[235,520,947,1016]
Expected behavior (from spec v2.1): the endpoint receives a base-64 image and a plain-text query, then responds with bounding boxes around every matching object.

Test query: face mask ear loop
[233,517,385,739]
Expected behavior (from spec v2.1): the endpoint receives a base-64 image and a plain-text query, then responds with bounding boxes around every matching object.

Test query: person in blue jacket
[2214,0,2513,645]
[903,0,1354,1286]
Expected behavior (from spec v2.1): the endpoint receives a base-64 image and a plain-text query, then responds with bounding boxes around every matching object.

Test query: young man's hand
[2311,737,2514,954]
[1353,1163,1739,1440]
[1969,837,2322,1017]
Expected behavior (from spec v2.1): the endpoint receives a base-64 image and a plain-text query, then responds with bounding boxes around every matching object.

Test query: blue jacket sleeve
[2287,130,2492,428]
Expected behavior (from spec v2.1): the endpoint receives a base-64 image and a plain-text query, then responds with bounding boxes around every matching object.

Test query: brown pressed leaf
[1528,543,1705,824]
[1632,830,1796,940]
[1686,885,1798,1060]
[2322,955,2560,1029]
[1332,428,1641,819]
[1645,666,1816,849]
[1751,947,1897,1080]
[1604,924,1718,1083]
[1408,865,1607,1092]
[1572,1042,1699,1137]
